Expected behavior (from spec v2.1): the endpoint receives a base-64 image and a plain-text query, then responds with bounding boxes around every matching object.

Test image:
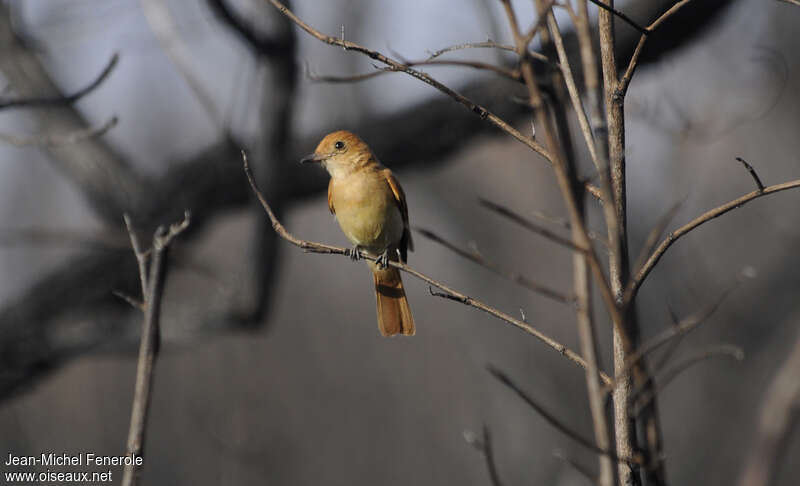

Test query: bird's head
[301,130,375,179]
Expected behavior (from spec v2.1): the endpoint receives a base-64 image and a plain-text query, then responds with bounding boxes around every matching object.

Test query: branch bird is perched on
[301,130,415,336]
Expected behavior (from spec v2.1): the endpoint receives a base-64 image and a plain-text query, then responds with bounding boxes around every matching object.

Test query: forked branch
[626,179,800,303]
[120,211,190,486]
[265,0,552,162]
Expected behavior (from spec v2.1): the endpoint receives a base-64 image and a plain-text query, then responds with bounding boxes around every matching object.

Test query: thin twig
[498,0,633,362]
[414,227,574,305]
[487,365,640,465]
[520,0,556,49]
[305,63,390,83]
[547,9,615,484]
[308,58,522,84]
[478,198,585,252]
[553,450,599,484]
[631,345,744,416]
[735,157,764,192]
[586,0,649,35]
[265,0,552,162]
[124,214,149,299]
[427,40,516,59]
[464,426,504,486]
[651,307,687,375]
[273,0,627,358]
[626,179,800,303]
[545,12,600,169]
[0,53,119,110]
[0,116,117,147]
[618,0,698,96]
[121,211,190,486]
[627,285,737,371]
[112,290,145,311]
[630,199,684,282]
[243,151,610,383]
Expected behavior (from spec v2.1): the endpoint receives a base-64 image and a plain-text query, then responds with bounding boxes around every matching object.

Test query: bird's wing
[384,169,414,260]
[327,178,335,214]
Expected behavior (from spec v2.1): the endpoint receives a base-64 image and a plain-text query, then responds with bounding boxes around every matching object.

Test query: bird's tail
[372,266,415,336]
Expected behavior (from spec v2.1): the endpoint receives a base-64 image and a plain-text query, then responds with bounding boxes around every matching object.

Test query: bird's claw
[376,250,390,269]
[349,245,361,261]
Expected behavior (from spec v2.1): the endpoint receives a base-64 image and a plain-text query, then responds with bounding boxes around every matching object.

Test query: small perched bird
[302,130,415,336]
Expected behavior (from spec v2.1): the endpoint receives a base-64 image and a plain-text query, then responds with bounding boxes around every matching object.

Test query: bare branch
[266,0,553,162]
[487,365,639,465]
[630,199,684,281]
[586,0,649,35]
[651,307,688,375]
[112,290,145,311]
[628,285,737,369]
[619,0,699,96]
[305,64,389,83]
[626,179,800,303]
[308,58,522,84]
[572,208,616,486]
[478,198,585,252]
[121,211,190,486]
[631,344,744,416]
[0,7,144,222]
[735,157,765,192]
[124,214,150,300]
[243,150,609,383]
[520,0,556,49]
[414,227,574,305]
[427,40,516,59]
[0,0,736,398]
[463,426,504,486]
[553,450,598,484]
[0,53,119,110]
[544,10,600,170]
[0,116,117,147]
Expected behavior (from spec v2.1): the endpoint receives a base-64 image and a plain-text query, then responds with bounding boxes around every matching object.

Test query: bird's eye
[334,141,345,150]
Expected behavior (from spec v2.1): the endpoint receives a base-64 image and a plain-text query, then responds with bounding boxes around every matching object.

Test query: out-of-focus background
[0,0,798,485]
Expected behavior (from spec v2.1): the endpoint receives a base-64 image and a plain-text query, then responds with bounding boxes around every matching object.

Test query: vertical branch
[541,5,615,486]
[573,219,616,486]
[598,2,666,484]
[121,213,190,486]
[496,1,622,329]
[597,4,640,485]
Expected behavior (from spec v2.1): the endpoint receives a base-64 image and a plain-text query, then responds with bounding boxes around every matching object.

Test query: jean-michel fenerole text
[5,452,143,467]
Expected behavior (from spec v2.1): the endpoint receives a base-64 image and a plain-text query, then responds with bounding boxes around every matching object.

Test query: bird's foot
[348,245,362,261]
[376,249,390,269]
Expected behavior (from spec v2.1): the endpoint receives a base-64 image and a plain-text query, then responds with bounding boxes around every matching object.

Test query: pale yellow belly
[331,175,403,254]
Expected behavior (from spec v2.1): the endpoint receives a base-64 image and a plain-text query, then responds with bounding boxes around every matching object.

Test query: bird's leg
[376,249,390,269]
[348,245,362,261]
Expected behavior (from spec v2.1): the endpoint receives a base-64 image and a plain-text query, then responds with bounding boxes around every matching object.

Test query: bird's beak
[300,152,324,164]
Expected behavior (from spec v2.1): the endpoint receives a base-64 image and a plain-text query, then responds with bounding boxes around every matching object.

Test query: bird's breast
[330,172,403,252]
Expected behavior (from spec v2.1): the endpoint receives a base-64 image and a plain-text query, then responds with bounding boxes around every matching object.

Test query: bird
[301,130,415,336]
